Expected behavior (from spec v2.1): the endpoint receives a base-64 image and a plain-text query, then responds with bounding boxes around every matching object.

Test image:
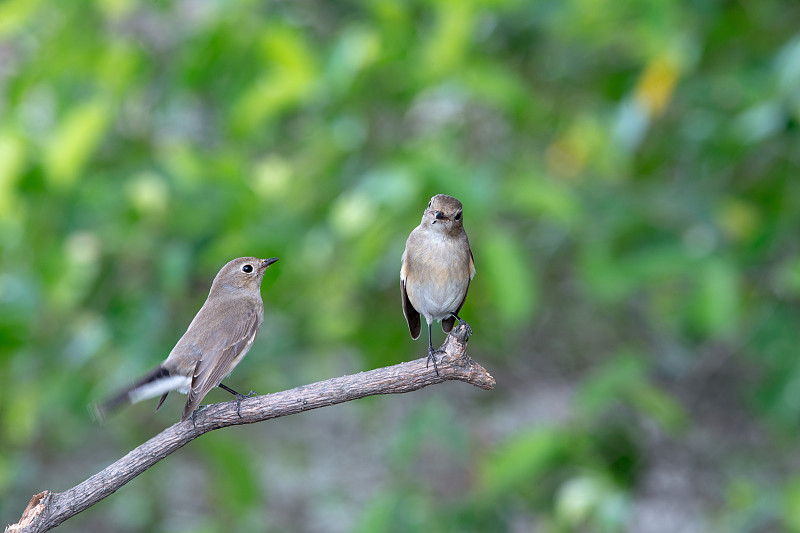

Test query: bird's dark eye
[242,264,253,273]
[428,201,432,209]
[455,211,462,221]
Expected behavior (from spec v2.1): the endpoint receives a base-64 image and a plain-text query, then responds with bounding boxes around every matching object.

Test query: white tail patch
[128,375,192,404]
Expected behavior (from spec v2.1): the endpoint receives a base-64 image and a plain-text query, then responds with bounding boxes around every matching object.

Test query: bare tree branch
[6,324,494,533]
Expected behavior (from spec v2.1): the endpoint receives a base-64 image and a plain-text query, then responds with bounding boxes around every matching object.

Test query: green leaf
[690,258,740,338]
[45,98,111,189]
[477,427,569,500]
[480,229,537,328]
[578,353,687,432]
[197,434,262,513]
[0,133,26,216]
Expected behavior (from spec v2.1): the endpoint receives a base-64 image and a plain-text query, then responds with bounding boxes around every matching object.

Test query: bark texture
[6,324,493,533]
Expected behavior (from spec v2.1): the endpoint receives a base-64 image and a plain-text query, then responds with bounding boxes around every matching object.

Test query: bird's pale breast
[404,229,471,322]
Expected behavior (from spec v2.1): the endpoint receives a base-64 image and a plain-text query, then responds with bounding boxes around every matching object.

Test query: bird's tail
[91,366,187,422]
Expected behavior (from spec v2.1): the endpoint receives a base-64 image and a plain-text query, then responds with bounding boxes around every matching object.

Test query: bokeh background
[2,0,800,531]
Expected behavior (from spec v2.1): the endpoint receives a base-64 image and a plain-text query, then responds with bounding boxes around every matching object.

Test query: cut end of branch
[6,491,51,532]
[440,323,496,390]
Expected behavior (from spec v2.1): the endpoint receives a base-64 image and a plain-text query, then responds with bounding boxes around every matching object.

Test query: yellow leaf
[634,55,679,117]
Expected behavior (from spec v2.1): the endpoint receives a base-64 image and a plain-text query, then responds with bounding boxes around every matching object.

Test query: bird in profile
[94,256,279,422]
[401,194,475,375]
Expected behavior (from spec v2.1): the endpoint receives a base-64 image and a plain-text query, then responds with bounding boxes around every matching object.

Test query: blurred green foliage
[2,0,800,531]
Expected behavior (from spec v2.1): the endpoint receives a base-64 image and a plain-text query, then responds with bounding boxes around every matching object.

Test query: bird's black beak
[261,257,280,268]
[434,211,446,220]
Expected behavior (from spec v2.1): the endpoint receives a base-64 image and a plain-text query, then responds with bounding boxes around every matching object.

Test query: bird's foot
[451,314,473,340]
[427,347,446,377]
[233,391,257,418]
[190,404,209,428]
[218,383,257,418]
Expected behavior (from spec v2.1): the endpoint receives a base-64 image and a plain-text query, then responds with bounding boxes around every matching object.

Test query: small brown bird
[95,256,279,422]
[401,194,475,374]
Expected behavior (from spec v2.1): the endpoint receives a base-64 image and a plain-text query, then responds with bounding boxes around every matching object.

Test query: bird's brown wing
[442,246,475,333]
[180,310,261,422]
[400,259,421,339]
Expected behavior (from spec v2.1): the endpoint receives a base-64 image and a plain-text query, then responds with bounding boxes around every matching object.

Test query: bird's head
[421,194,465,236]
[211,256,279,293]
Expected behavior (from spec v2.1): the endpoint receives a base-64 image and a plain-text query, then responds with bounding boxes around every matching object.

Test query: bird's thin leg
[426,322,444,377]
[219,383,242,397]
[219,382,258,397]
[450,313,472,338]
[218,382,256,418]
